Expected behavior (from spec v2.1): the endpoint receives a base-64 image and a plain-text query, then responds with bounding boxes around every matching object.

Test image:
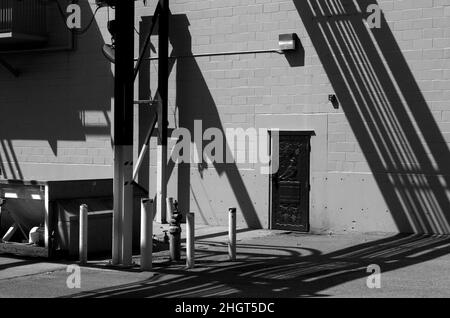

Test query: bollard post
[228,208,236,261]
[166,197,174,223]
[141,198,154,271]
[169,201,182,261]
[79,204,88,265]
[186,212,195,269]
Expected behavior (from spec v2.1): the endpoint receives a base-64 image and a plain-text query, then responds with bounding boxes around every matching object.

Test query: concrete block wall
[136,0,450,234]
[1,0,449,234]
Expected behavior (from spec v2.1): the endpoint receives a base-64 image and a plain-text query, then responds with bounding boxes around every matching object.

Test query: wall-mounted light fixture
[101,17,118,63]
[329,94,339,109]
[102,44,115,63]
[278,33,298,52]
[103,31,301,64]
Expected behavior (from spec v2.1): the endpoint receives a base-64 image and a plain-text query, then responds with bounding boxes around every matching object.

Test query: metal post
[44,185,50,255]
[112,0,135,266]
[133,113,157,182]
[156,0,169,224]
[79,204,88,265]
[121,151,134,266]
[166,197,174,222]
[141,199,154,271]
[169,228,181,261]
[186,212,195,269]
[228,208,236,261]
[169,202,182,261]
[112,148,123,265]
[134,4,161,80]
[156,146,167,223]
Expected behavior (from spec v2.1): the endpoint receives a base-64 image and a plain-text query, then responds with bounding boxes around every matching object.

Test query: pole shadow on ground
[66,234,450,297]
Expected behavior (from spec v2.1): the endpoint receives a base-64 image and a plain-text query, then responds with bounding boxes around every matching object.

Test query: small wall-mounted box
[278,33,298,52]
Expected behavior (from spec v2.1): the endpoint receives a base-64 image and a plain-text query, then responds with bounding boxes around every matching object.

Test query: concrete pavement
[1,226,450,297]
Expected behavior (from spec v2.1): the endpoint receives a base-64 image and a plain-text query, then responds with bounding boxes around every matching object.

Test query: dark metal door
[271,133,311,232]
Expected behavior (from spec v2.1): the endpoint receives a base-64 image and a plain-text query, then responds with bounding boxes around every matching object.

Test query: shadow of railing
[293,0,450,234]
[65,233,450,297]
[50,0,450,297]
[0,140,23,179]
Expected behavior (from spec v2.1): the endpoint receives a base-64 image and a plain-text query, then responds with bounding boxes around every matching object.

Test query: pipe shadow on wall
[293,0,450,234]
[172,15,262,228]
[138,14,262,228]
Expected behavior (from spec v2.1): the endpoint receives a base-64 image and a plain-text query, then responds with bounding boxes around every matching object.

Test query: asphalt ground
[1,226,449,298]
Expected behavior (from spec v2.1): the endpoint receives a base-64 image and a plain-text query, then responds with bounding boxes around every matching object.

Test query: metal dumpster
[0,179,145,258]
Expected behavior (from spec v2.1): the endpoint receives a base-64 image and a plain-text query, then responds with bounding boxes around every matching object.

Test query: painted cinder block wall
[139,0,450,234]
[1,0,449,234]
[0,1,114,181]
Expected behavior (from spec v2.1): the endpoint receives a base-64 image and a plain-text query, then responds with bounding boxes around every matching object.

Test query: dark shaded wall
[0,1,113,181]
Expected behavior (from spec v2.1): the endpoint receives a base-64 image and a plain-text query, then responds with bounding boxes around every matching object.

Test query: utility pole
[112,0,135,266]
[156,0,169,224]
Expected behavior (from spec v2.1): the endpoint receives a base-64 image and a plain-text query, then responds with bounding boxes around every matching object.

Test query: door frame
[268,130,314,231]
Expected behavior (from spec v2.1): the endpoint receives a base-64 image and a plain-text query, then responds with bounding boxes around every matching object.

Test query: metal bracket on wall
[0,57,20,77]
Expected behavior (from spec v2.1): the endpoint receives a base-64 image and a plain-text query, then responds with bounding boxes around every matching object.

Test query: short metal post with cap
[140,198,154,271]
[79,204,88,265]
[228,208,236,261]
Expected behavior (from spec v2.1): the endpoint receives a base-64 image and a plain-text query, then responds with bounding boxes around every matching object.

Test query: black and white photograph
[0,0,450,305]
